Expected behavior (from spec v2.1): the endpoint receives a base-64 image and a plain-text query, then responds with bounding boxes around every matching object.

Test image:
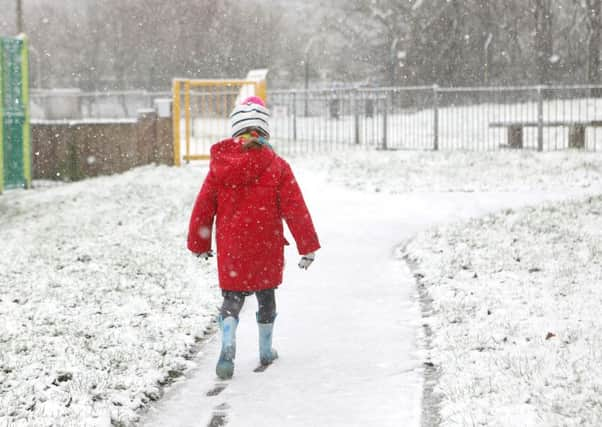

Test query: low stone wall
[32,110,173,181]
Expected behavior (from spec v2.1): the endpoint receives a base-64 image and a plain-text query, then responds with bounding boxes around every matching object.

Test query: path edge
[400,240,442,427]
[136,315,220,422]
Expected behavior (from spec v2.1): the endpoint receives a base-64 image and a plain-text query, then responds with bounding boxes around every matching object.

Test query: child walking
[187,96,320,379]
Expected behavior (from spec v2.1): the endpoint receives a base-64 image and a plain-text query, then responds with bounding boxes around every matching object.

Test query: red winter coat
[187,138,321,292]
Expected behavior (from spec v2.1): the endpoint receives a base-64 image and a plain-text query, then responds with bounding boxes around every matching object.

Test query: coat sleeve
[278,161,321,255]
[187,171,218,254]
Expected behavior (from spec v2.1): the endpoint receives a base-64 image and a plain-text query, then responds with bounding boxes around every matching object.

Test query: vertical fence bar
[595,87,599,152]
[303,88,307,118]
[382,92,388,150]
[222,86,227,138]
[309,91,314,153]
[354,90,360,145]
[210,85,216,149]
[292,91,297,142]
[311,92,316,153]
[537,85,544,152]
[332,91,337,150]
[172,80,181,166]
[184,81,191,162]
[433,85,439,151]
[321,92,326,152]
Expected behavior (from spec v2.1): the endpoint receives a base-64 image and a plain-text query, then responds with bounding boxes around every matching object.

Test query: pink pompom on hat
[241,96,266,107]
[230,96,271,137]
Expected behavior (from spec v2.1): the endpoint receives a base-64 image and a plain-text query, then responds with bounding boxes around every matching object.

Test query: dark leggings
[220,289,277,323]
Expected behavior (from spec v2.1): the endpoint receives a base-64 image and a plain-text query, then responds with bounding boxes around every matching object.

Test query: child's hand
[298,252,315,270]
[195,251,214,261]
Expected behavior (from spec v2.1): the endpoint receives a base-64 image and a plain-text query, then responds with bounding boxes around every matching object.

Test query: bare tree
[12,0,602,89]
[533,0,554,84]
[326,0,420,86]
[585,0,601,89]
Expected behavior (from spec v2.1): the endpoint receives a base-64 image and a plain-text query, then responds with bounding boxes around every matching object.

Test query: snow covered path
[141,166,584,427]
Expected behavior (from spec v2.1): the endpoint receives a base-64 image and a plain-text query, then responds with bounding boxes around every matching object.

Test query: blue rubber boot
[257,314,278,366]
[216,316,238,379]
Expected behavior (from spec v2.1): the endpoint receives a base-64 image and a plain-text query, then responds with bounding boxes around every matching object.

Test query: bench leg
[508,125,523,149]
[568,125,585,149]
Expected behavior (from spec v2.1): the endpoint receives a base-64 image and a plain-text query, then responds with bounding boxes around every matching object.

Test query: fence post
[292,91,297,142]
[382,92,388,150]
[184,80,191,163]
[0,35,31,190]
[354,90,360,145]
[433,85,439,151]
[537,85,544,152]
[304,88,309,117]
[0,42,3,193]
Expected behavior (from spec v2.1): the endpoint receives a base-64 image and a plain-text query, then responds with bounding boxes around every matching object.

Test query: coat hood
[210,138,276,187]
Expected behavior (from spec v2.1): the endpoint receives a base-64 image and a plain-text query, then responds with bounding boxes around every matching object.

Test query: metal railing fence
[269,85,602,153]
[29,85,602,154]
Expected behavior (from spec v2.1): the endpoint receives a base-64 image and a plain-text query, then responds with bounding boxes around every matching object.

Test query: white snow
[0,166,220,426]
[1,150,600,426]
[292,150,602,193]
[405,195,602,426]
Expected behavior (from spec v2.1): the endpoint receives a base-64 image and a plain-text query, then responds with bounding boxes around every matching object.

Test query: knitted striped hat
[230,96,271,138]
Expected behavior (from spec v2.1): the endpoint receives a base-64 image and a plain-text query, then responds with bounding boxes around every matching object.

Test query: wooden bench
[489,120,602,149]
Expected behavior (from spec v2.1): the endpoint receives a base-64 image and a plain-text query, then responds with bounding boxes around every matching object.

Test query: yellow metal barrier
[172,80,181,166]
[172,73,267,165]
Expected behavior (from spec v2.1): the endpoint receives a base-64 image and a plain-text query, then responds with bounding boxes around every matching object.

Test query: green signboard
[0,35,31,193]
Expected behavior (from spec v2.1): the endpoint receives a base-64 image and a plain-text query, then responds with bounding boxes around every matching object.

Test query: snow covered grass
[293,150,602,193]
[0,165,220,426]
[405,195,602,426]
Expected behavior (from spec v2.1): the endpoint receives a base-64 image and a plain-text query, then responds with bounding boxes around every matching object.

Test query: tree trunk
[534,0,553,84]
[475,0,495,84]
[389,37,397,87]
[16,0,24,34]
[588,0,602,96]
